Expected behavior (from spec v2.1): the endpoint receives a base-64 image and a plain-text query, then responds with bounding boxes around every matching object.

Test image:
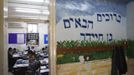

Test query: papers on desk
[13,54,20,58]
[40,58,48,64]
[24,51,28,55]
[40,58,49,73]
[13,64,29,68]
[12,52,23,58]
[40,69,49,73]
[41,66,47,69]
[40,53,48,57]
[13,59,29,68]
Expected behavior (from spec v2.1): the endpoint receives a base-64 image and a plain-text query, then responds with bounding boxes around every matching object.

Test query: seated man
[8,47,13,72]
[27,52,40,75]
[41,47,48,56]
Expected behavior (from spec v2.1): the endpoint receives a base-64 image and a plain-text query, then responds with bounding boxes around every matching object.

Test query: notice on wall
[17,33,25,44]
[26,33,39,45]
[44,34,48,44]
[8,33,25,44]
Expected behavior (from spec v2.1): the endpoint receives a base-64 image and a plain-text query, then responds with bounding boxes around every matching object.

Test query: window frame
[27,23,38,33]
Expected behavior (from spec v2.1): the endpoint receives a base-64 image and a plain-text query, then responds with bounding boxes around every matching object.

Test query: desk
[40,58,48,64]
[12,52,24,63]
[13,59,29,75]
[40,65,49,71]
[40,69,49,73]
[12,50,49,75]
[12,51,23,58]
[40,65,49,75]
[40,53,48,57]
[39,58,49,74]
[13,58,49,75]
[13,54,20,58]
[13,64,29,68]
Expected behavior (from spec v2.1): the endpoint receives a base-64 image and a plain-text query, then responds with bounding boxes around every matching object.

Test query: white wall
[7,22,48,51]
[38,23,48,49]
[7,22,27,50]
[127,1,134,40]
[57,13,127,41]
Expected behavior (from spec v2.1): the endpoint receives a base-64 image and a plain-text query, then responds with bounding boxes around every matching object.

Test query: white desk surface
[40,69,49,73]
[13,64,29,68]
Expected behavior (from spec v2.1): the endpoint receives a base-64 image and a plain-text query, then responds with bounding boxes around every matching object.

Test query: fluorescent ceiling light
[15,8,49,15]
[4,7,8,12]
[42,10,49,15]
[16,8,40,14]
[45,0,49,4]
[26,0,49,4]
[26,0,44,2]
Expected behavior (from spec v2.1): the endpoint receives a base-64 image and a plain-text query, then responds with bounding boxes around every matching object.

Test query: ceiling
[6,0,134,23]
[7,0,49,23]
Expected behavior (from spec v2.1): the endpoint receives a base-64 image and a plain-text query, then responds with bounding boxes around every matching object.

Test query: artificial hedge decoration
[57,40,134,64]
[57,40,126,48]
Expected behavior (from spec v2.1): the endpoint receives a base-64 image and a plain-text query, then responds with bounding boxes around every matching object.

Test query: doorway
[6,0,50,75]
